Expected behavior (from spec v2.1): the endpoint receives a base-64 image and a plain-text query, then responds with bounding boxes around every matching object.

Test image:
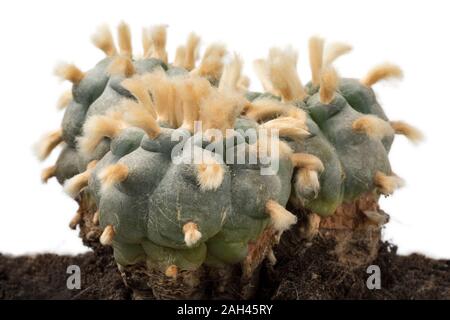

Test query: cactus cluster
[36,23,421,289]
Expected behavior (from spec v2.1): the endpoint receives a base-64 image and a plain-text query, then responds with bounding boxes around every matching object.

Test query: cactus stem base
[306,192,387,267]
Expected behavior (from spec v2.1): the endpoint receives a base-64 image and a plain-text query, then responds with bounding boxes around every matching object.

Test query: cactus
[36,23,422,299]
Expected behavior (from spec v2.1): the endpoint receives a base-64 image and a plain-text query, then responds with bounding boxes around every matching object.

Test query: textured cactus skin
[287,114,345,216]
[57,58,168,180]
[52,57,398,272]
[85,125,292,271]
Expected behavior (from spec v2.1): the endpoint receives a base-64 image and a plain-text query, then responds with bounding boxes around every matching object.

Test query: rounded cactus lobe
[230,168,279,219]
[226,139,294,212]
[245,91,262,102]
[141,240,207,272]
[98,188,148,243]
[55,146,81,184]
[109,75,135,99]
[72,58,112,107]
[339,78,394,151]
[288,117,345,217]
[205,238,248,266]
[205,215,269,266]
[339,78,388,120]
[141,128,191,155]
[140,135,163,153]
[166,65,189,77]
[308,94,392,201]
[115,148,170,197]
[234,118,259,132]
[204,154,292,265]
[304,81,319,96]
[277,157,295,201]
[191,132,249,164]
[61,100,88,147]
[78,138,111,171]
[110,127,146,158]
[85,81,128,119]
[133,58,168,75]
[305,93,348,127]
[88,151,121,202]
[225,142,262,171]
[145,162,231,249]
[113,241,146,266]
[245,91,280,102]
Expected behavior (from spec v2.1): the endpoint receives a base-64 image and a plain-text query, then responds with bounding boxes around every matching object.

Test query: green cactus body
[288,116,345,216]
[89,123,292,272]
[38,25,419,292]
[305,93,392,201]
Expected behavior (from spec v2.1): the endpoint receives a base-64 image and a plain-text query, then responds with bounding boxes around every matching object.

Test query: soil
[0,247,130,300]
[1,236,449,300]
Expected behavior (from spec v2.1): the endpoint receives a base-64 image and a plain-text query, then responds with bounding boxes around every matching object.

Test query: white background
[0,0,449,258]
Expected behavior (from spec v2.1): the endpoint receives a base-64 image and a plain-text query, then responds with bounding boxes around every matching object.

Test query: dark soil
[0,247,131,300]
[1,236,449,300]
[259,233,450,299]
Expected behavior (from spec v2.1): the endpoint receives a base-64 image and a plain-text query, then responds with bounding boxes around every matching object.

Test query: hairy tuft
[107,56,135,77]
[121,101,161,138]
[219,53,243,93]
[237,75,250,91]
[183,222,202,247]
[41,165,57,183]
[245,98,306,123]
[117,21,132,57]
[374,171,405,195]
[142,27,153,57]
[192,44,226,81]
[100,225,115,246]
[295,169,321,200]
[267,47,306,102]
[165,265,178,278]
[266,200,297,232]
[390,121,424,144]
[33,129,63,161]
[309,36,324,86]
[176,76,212,131]
[149,25,168,63]
[352,115,394,139]
[63,161,97,198]
[361,63,403,87]
[173,45,186,67]
[319,67,338,104]
[142,69,179,126]
[78,114,127,156]
[54,63,85,84]
[99,163,129,192]
[56,90,72,110]
[121,77,157,117]
[253,59,276,94]
[196,153,225,191]
[184,32,200,71]
[291,153,324,172]
[260,117,309,141]
[323,42,352,66]
[199,90,241,135]
[91,25,117,56]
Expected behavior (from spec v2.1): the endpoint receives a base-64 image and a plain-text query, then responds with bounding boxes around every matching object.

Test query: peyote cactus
[36,23,422,299]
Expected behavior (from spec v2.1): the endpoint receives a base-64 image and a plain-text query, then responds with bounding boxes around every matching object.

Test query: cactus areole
[36,23,422,299]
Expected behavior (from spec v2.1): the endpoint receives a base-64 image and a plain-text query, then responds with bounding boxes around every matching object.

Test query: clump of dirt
[1,238,449,299]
